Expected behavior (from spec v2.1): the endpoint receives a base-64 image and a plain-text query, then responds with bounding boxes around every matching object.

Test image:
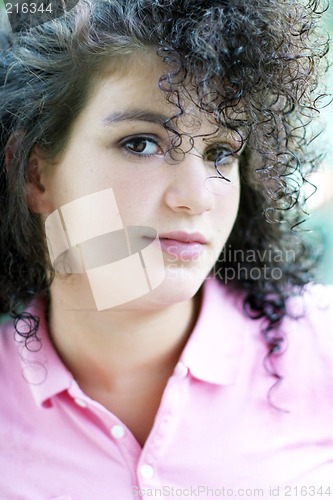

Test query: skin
[28,53,242,446]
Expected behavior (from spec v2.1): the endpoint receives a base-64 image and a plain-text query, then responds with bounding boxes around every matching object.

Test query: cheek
[108,180,156,225]
[109,166,164,212]
[210,186,240,249]
[215,181,241,223]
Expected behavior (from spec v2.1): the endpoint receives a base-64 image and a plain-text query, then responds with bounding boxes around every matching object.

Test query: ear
[25,145,53,213]
[5,132,52,214]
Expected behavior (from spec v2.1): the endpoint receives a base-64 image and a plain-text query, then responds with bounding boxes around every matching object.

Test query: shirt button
[174,361,188,378]
[110,425,125,439]
[74,398,87,408]
[140,464,154,479]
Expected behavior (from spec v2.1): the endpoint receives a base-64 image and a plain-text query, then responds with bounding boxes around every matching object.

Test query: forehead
[76,52,233,137]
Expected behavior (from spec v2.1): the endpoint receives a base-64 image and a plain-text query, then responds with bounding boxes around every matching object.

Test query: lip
[158,231,208,244]
[155,231,207,260]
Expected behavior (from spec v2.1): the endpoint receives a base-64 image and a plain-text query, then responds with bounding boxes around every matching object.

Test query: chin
[98,265,206,312]
[126,265,209,310]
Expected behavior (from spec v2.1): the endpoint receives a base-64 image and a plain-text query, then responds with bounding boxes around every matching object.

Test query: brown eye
[204,146,233,165]
[204,145,239,183]
[123,137,160,156]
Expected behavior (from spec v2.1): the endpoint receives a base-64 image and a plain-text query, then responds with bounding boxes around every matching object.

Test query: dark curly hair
[0,0,330,373]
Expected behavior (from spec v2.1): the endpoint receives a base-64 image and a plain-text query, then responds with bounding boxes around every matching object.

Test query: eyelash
[120,135,163,158]
[120,135,238,167]
[204,147,236,166]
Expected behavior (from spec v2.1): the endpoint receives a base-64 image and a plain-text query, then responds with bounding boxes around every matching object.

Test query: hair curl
[0,0,330,375]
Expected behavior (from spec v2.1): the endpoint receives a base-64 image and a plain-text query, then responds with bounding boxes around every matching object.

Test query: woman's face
[38,53,242,310]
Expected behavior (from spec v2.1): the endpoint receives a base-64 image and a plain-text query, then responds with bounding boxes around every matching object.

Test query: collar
[17,278,248,407]
[16,298,72,407]
[179,277,245,386]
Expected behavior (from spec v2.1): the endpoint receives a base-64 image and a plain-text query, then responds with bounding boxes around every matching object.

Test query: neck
[47,278,201,392]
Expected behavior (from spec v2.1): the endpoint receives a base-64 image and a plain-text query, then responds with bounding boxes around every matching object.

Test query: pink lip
[156,231,207,260]
[158,231,208,244]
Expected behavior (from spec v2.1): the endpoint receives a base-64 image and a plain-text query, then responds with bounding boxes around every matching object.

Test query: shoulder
[285,283,333,335]
[0,315,17,360]
[202,278,333,357]
[272,284,333,396]
[205,278,333,331]
[0,301,46,386]
[0,314,26,397]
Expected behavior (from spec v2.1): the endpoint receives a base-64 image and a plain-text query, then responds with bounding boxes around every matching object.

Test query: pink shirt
[1,278,333,500]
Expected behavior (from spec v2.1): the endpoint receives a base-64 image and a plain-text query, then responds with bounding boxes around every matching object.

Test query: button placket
[73,397,88,408]
[69,385,145,490]
[139,464,154,479]
[110,424,125,439]
[135,374,185,495]
[174,361,188,378]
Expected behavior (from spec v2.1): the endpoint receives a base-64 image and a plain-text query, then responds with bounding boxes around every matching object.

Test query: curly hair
[0,0,330,372]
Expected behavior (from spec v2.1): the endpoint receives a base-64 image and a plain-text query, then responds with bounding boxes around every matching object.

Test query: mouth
[156,231,207,260]
[158,231,208,244]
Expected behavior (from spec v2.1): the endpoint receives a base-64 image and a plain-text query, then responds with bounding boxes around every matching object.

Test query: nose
[164,151,216,215]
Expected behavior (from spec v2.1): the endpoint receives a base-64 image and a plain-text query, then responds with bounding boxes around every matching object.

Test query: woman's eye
[122,137,161,156]
[205,146,234,165]
[204,146,239,183]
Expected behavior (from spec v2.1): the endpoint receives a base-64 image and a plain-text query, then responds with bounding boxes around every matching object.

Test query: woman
[0,1,332,498]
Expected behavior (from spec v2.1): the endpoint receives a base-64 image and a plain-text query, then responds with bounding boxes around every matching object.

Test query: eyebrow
[102,110,170,126]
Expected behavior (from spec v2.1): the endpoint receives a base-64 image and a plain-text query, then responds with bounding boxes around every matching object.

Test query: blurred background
[306,2,333,284]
